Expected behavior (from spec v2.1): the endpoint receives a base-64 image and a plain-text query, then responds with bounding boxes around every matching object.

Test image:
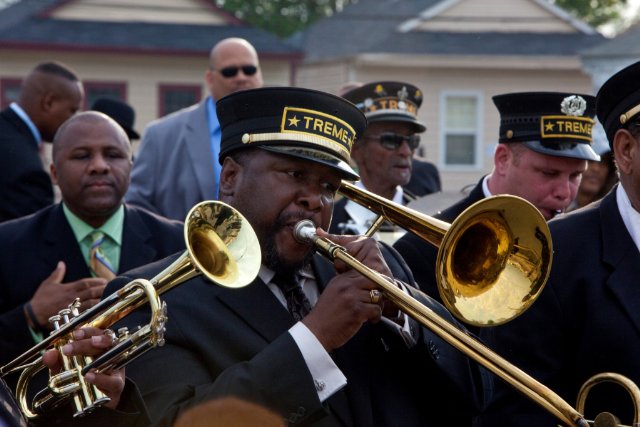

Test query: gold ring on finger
[369,289,382,304]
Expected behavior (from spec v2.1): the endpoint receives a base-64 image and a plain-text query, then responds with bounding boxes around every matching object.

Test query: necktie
[274,273,312,321]
[89,231,116,280]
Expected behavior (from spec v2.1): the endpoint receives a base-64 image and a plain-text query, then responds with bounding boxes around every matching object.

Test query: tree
[215,0,633,38]
[551,0,628,30]
[214,0,355,38]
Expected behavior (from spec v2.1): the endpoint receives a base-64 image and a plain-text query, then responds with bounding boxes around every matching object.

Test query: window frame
[0,78,22,109]
[158,84,202,117]
[83,81,127,110]
[438,90,484,171]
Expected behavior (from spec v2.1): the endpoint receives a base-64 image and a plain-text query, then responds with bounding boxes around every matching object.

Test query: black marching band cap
[341,81,426,133]
[596,60,640,147]
[91,98,140,140]
[493,92,599,161]
[216,87,366,181]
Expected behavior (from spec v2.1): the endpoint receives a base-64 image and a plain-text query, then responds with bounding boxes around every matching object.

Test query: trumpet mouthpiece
[293,220,316,244]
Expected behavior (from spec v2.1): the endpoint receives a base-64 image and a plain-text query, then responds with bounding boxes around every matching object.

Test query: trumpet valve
[48,315,62,331]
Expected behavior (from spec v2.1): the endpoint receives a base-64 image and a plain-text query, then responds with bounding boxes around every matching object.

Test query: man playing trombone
[105,87,489,426]
[479,61,640,426]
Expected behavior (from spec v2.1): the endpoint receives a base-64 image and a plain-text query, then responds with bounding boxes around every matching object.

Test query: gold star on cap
[288,116,300,127]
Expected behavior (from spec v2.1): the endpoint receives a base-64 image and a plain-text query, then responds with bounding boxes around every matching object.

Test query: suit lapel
[220,258,353,426]
[184,101,217,202]
[217,277,296,343]
[119,206,157,273]
[601,190,640,334]
[42,205,91,280]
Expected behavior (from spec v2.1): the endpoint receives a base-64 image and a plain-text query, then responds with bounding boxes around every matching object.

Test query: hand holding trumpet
[42,327,125,410]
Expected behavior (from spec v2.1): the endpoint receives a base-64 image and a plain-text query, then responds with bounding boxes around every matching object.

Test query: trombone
[295,181,640,427]
[1,201,261,420]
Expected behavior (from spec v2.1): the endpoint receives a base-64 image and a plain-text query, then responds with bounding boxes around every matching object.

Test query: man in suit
[106,87,488,426]
[0,62,84,222]
[125,37,264,220]
[393,91,600,309]
[479,61,640,426]
[330,81,440,237]
[0,112,184,381]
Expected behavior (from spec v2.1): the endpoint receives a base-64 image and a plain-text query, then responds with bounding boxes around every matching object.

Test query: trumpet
[1,201,261,420]
[299,181,640,427]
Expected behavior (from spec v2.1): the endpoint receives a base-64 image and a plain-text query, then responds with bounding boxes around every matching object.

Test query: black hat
[91,98,140,140]
[341,81,426,133]
[217,87,366,181]
[596,60,640,147]
[493,92,599,161]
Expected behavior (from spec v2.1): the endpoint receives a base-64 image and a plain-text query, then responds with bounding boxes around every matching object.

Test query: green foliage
[551,0,627,29]
[214,0,629,38]
[215,0,355,38]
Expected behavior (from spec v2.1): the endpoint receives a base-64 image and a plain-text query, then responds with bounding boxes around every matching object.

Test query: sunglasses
[218,65,258,78]
[366,132,420,150]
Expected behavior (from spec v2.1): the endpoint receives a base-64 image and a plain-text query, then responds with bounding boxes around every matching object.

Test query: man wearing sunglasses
[330,81,439,237]
[126,37,263,221]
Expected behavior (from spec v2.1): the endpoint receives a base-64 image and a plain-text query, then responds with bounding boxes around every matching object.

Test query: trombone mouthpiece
[293,220,316,244]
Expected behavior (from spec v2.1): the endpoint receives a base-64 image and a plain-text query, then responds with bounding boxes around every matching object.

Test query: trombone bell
[337,181,551,327]
[438,195,551,327]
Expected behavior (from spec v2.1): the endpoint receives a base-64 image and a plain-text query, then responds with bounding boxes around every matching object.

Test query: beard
[263,210,315,282]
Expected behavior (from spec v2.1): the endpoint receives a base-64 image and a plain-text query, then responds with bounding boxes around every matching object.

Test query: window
[83,82,127,109]
[440,92,482,169]
[158,84,202,117]
[1,78,22,109]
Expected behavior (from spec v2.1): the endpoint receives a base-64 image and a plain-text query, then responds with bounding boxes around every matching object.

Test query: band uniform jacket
[125,101,217,221]
[0,108,53,222]
[105,243,489,427]
[479,186,640,426]
[0,203,185,372]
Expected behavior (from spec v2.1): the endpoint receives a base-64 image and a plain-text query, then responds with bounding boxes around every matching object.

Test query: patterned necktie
[273,273,312,321]
[89,231,116,280]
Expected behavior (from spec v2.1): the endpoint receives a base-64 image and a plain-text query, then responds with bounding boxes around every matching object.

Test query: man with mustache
[0,112,185,397]
[105,87,488,426]
[330,81,439,237]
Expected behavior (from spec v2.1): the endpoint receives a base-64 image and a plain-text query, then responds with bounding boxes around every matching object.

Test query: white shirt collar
[616,184,640,253]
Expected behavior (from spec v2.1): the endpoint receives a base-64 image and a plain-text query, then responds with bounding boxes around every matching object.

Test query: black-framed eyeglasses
[217,65,258,78]
[366,132,420,150]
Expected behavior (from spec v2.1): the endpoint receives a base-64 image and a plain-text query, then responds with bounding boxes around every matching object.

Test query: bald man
[0,112,184,391]
[126,37,264,220]
[0,62,84,222]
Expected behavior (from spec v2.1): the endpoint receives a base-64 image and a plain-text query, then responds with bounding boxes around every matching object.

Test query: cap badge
[374,84,387,97]
[397,86,409,111]
[560,95,587,117]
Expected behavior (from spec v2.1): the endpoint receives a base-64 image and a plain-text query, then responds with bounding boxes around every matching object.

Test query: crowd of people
[0,35,637,427]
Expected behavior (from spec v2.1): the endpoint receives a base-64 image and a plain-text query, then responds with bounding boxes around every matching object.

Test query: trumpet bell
[438,195,552,327]
[186,202,261,289]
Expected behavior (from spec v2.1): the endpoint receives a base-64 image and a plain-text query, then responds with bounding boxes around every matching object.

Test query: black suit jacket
[0,203,185,370]
[479,186,640,426]
[105,244,488,427]
[403,157,441,199]
[393,177,486,304]
[0,108,53,223]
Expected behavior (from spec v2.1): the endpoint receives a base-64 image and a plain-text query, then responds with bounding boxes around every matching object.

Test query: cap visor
[367,114,426,133]
[259,146,359,181]
[522,140,600,162]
